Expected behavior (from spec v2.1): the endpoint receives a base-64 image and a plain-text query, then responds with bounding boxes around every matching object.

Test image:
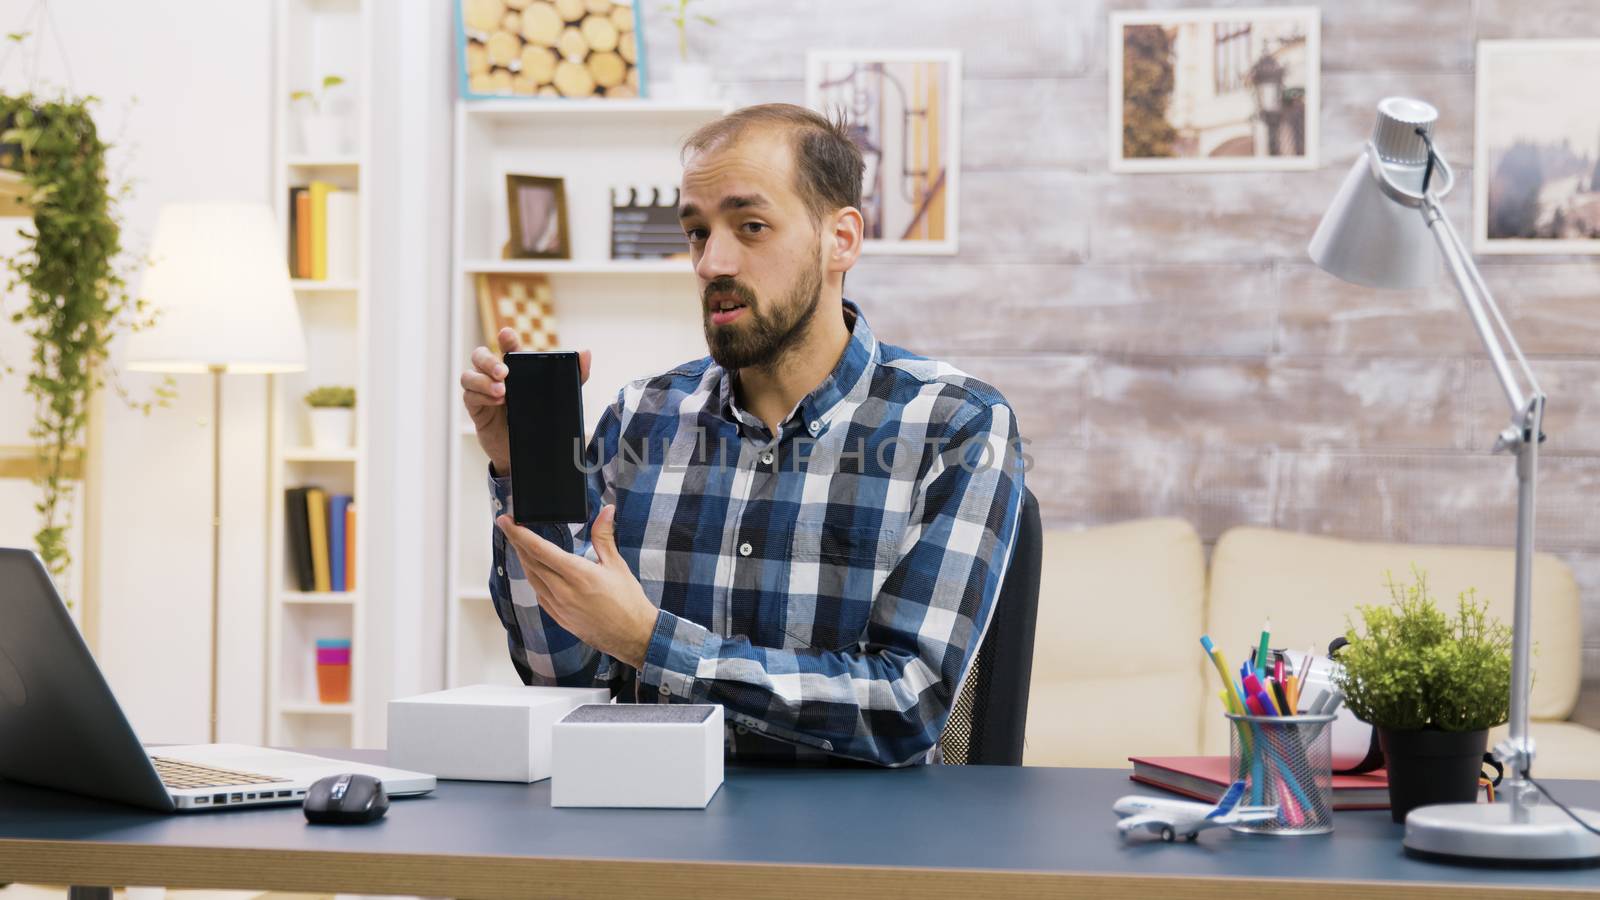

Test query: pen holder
[1224,712,1335,836]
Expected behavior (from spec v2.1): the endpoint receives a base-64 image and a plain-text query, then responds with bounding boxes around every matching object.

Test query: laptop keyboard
[151,756,293,790]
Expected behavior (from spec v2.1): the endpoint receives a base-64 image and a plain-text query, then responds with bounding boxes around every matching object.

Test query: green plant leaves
[0,89,166,604]
[1335,568,1513,732]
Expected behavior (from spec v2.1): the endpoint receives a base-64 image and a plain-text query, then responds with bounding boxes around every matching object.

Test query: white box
[551,703,724,808]
[387,684,610,782]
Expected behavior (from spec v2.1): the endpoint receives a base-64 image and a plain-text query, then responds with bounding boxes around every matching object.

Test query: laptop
[0,548,436,812]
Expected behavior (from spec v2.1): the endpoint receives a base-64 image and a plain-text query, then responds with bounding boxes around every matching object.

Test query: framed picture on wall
[454,0,647,100]
[506,174,570,260]
[806,49,961,255]
[1109,7,1320,173]
[476,273,560,351]
[1475,40,1600,254]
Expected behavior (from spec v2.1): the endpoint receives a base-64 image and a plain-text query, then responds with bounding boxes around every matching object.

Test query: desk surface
[2,751,1599,899]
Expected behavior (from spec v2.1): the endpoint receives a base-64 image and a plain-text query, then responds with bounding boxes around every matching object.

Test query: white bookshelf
[444,98,728,688]
[266,0,372,748]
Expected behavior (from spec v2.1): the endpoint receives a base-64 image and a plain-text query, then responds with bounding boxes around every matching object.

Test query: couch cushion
[1025,518,1207,767]
[1201,527,1582,757]
[1494,721,1600,781]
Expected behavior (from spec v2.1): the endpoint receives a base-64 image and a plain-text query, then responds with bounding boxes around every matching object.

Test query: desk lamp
[1309,97,1600,863]
[126,203,306,742]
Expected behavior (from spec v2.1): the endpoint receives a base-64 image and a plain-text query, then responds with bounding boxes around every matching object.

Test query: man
[459,103,1025,767]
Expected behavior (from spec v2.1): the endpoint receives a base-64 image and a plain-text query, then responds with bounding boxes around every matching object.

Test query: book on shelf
[325,190,359,281]
[1128,755,1390,811]
[345,500,357,591]
[284,488,356,594]
[328,494,352,592]
[285,487,315,592]
[292,188,312,279]
[306,487,332,593]
[287,181,358,282]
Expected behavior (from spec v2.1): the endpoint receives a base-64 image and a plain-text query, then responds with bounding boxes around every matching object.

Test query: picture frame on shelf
[1107,7,1320,173]
[476,272,560,351]
[1475,39,1600,254]
[455,0,649,100]
[506,174,571,260]
[805,49,962,255]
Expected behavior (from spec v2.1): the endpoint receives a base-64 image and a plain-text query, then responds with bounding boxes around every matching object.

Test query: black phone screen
[504,351,589,524]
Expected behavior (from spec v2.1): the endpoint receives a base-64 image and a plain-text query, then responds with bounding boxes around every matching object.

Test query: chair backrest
[1201,526,1583,756]
[1023,516,1209,767]
[939,488,1041,766]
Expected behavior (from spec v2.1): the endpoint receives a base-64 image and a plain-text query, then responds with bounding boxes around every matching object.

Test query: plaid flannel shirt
[487,298,1026,767]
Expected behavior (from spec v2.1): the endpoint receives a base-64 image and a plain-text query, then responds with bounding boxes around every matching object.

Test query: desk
[2,751,1597,899]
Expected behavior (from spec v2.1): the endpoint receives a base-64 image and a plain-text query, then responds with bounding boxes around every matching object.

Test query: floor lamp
[125,203,306,743]
[1309,98,1600,863]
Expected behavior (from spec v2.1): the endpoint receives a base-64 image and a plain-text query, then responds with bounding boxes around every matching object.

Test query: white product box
[550,703,724,808]
[387,684,610,782]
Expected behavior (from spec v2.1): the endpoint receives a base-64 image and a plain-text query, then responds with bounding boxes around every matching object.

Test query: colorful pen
[1256,689,1279,716]
[1257,620,1272,679]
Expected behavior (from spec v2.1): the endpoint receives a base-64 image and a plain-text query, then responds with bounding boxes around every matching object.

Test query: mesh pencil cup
[1224,712,1335,836]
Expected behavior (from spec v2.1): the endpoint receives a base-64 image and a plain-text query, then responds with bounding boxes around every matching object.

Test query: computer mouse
[303,773,389,824]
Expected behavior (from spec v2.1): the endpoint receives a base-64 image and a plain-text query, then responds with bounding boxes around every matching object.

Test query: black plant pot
[1377,726,1488,824]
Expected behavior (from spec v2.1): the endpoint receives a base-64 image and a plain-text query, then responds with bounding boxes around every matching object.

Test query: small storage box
[551,703,724,808]
[387,684,609,782]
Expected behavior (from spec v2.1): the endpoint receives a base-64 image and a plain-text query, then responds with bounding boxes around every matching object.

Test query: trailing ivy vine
[1,82,171,600]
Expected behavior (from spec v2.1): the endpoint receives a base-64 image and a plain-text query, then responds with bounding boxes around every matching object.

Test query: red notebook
[1129,756,1390,811]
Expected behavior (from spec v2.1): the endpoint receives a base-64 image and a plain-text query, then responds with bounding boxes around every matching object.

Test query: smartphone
[504,350,589,525]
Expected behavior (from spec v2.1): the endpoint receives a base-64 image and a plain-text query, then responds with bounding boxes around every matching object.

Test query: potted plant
[660,0,717,100]
[304,385,356,449]
[290,74,347,156]
[1335,569,1512,823]
[1,77,172,604]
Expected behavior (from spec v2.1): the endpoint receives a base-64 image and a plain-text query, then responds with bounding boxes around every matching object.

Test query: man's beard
[701,263,823,372]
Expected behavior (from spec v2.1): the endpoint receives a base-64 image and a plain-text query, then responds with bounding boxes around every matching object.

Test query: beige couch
[1025,519,1600,779]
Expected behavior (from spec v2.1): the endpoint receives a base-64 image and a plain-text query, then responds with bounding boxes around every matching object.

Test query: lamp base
[1404,801,1600,865]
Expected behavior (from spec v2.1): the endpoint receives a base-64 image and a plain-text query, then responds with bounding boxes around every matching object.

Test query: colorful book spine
[294,188,312,279]
[306,487,331,593]
[344,500,356,591]
[328,494,351,592]
[310,180,331,280]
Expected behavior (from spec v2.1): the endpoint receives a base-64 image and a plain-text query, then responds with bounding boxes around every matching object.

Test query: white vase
[298,112,344,157]
[669,63,717,102]
[308,407,353,450]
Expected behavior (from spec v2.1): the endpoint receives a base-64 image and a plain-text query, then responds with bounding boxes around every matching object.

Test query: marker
[1256,689,1280,716]
[1200,636,1248,713]
[1258,621,1272,679]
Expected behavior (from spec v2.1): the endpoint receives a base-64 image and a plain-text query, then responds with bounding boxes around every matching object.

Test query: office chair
[937,487,1042,766]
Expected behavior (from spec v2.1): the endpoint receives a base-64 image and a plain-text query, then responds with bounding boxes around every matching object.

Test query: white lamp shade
[126,203,306,373]
[1307,149,1442,290]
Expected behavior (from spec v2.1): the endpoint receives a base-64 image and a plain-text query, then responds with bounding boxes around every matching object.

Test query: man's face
[679,130,826,371]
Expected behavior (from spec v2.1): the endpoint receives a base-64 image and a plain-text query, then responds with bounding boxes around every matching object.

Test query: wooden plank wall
[653,0,1600,711]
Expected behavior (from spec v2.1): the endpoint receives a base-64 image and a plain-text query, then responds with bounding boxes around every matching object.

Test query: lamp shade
[1307,97,1444,290]
[126,203,306,373]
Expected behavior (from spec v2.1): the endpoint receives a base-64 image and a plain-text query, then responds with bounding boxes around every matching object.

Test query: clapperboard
[610,186,689,259]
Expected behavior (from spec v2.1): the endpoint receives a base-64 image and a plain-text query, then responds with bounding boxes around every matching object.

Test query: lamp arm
[1417,195,1538,418]
[1416,190,1548,815]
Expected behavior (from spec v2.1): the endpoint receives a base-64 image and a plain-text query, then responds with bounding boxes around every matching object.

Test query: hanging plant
[1,78,172,601]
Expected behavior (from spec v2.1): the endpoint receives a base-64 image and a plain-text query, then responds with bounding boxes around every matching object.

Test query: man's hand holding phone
[459,327,591,477]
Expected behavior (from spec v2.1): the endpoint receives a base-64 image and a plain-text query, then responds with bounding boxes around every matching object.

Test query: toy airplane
[1113,781,1278,842]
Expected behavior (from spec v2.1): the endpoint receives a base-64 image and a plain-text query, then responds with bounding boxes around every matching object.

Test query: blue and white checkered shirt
[488,298,1026,767]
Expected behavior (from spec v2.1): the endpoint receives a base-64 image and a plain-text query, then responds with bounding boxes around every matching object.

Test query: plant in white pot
[304,385,355,450]
[290,74,346,157]
[661,0,717,100]
[1335,569,1512,823]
